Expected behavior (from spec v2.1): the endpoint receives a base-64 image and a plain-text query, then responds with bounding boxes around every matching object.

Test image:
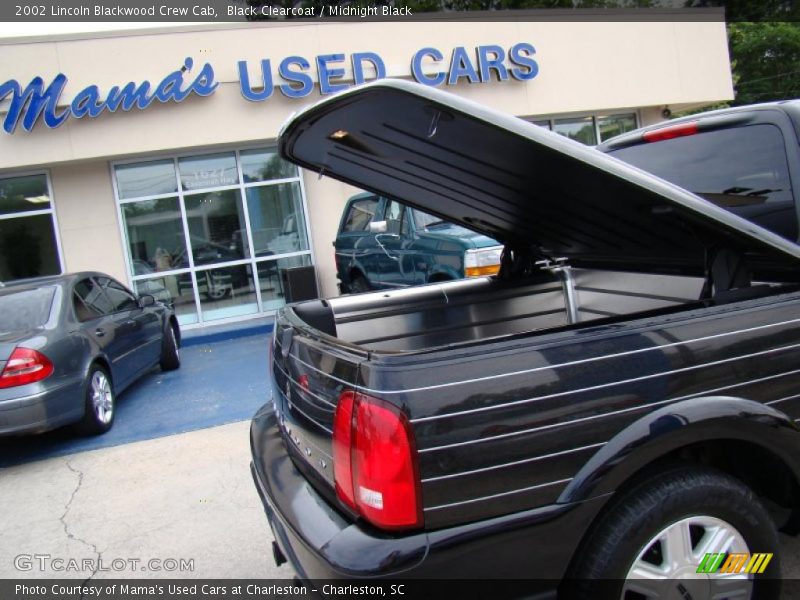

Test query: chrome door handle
[94,328,105,337]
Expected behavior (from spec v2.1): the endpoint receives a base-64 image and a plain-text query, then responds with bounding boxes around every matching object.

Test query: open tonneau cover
[279,80,800,278]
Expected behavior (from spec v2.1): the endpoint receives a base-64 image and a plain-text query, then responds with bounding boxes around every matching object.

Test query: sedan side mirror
[369,220,388,234]
[138,294,156,308]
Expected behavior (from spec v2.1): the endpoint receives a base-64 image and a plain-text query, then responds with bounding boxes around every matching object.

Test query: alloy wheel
[90,370,114,424]
[623,516,752,599]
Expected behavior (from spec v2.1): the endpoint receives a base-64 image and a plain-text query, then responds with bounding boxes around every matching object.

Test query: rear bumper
[0,379,84,435]
[250,403,608,588]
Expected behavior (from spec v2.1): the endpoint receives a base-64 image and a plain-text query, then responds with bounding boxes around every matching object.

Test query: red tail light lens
[333,390,357,510]
[333,390,422,530]
[643,121,698,143]
[0,347,54,389]
[352,397,422,528]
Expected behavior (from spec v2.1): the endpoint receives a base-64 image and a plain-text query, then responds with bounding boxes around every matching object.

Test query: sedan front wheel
[160,323,181,371]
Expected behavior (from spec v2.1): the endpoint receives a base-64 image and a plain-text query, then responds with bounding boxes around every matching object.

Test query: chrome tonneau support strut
[537,257,579,324]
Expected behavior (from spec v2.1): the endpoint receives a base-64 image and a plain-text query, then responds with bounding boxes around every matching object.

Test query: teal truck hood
[423,222,499,249]
[279,80,800,278]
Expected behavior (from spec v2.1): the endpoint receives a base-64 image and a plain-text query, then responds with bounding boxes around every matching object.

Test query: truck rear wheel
[565,465,781,600]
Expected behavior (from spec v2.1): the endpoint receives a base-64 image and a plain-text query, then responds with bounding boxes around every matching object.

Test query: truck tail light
[333,390,422,530]
[0,347,54,389]
[333,390,357,510]
[643,121,698,142]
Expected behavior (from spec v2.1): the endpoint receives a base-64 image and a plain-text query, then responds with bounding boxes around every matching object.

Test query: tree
[684,1,800,22]
[728,22,800,105]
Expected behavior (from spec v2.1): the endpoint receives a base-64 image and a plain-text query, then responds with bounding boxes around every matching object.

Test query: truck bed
[325,269,705,352]
[269,270,800,529]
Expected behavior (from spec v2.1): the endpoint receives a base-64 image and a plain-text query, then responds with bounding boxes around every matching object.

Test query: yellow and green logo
[696,553,773,575]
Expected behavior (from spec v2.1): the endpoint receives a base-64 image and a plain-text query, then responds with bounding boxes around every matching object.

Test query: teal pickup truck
[334,192,503,293]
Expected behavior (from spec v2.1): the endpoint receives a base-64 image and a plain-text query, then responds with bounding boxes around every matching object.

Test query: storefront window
[133,274,198,325]
[553,117,597,145]
[122,197,187,273]
[195,264,259,321]
[0,173,62,282]
[257,254,312,312]
[245,182,309,257]
[598,114,637,142]
[240,149,297,182]
[114,148,312,326]
[115,159,178,199]
[184,190,249,265]
[531,113,638,146]
[179,153,239,191]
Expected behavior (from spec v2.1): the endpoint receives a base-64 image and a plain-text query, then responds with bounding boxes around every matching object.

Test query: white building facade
[0,17,734,328]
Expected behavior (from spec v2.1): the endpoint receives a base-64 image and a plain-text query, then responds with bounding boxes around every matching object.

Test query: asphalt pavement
[0,420,291,579]
[0,331,271,468]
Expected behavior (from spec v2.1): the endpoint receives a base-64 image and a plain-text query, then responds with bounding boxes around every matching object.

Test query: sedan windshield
[0,287,56,333]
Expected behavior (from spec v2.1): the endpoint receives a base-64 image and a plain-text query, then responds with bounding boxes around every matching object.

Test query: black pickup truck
[250,81,800,599]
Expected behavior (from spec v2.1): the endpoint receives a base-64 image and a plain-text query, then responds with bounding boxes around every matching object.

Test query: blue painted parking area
[0,329,272,468]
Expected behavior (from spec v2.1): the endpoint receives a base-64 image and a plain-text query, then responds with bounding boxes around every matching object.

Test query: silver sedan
[0,272,180,436]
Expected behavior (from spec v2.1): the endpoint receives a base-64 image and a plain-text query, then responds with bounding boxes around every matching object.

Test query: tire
[160,323,181,371]
[349,274,370,294]
[205,288,231,300]
[565,465,781,600]
[76,365,115,435]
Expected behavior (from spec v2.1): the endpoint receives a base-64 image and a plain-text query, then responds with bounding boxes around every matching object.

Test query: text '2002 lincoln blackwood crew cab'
[250,80,800,599]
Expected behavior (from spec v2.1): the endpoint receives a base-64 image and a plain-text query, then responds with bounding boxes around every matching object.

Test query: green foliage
[728,22,800,105]
[684,1,800,22]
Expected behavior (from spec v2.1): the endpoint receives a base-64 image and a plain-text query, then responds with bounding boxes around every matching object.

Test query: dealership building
[0,15,734,329]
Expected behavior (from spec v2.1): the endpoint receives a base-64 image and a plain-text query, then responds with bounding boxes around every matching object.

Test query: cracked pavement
[0,421,292,579]
[61,460,101,584]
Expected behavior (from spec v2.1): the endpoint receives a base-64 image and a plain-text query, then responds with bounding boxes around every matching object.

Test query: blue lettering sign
[477,45,509,82]
[104,82,152,112]
[447,46,480,86]
[71,85,103,118]
[316,54,349,95]
[352,52,386,85]
[279,56,314,99]
[2,44,539,133]
[0,75,68,133]
[411,47,446,87]
[0,56,217,133]
[238,59,274,102]
[509,43,539,81]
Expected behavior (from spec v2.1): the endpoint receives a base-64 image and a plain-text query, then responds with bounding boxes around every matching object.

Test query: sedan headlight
[464,246,503,278]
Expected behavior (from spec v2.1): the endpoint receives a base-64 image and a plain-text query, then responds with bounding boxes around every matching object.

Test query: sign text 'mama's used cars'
[334,192,502,293]
[0,272,180,436]
[251,81,800,599]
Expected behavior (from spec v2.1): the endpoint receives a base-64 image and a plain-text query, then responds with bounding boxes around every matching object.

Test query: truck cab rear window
[610,124,793,206]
